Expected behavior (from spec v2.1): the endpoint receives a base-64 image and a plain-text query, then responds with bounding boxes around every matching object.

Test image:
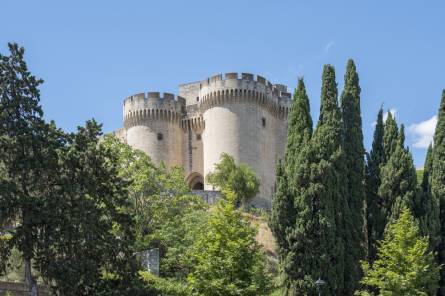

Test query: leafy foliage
[34,121,138,295]
[102,135,209,279]
[0,42,62,295]
[139,271,191,296]
[187,197,271,296]
[0,44,140,295]
[206,152,259,206]
[357,208,440,296]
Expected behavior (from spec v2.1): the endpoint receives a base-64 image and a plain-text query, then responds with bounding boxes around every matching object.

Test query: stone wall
[117,72,291,208]
[198,73,290,208]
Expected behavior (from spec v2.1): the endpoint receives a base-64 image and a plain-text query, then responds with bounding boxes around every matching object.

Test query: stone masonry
[114,72,292,208]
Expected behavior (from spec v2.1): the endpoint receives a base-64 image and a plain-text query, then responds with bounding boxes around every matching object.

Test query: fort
[114,72,292,208]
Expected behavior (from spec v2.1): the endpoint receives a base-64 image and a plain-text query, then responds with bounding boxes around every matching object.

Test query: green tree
[415,144,440,249]
[383,112,399,160]
[357,208,440,296]
[340,59,366,292]
[270,160,292,254]
[102,135,208,280]
[206,153,259,206]
[270,78,312,293]
[187,196,271,296]
[431,90,445,295]
[34,121,139,296]
[0,43,63,296]
[283,78,313,175]
[365,108,386,262]
[378,124,417,225]
[284,65,347,295]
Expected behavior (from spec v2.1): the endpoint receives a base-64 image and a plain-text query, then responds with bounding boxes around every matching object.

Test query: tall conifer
[289,65,346,295]
[379,123,417,224]
[416,144,440,248]
[284,78,313,175]
[271,78,313,295]
[270,160,293,254]
[431,90,445,295]
[383,112,399,159]
[340,59,365,292]
[365,108,385,262]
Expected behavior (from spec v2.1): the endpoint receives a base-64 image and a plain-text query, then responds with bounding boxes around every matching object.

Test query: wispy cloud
[324,41,335,53]
[408,115,437,148]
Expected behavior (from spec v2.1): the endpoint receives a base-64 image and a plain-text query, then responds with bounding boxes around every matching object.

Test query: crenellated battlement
[123,92,186,128]
[200,72,274,88]
[197,72,292,119]
[117,71,291,208]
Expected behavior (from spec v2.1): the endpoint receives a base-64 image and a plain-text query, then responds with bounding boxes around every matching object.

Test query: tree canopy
[206,152,259,206]
[357,208,440,296]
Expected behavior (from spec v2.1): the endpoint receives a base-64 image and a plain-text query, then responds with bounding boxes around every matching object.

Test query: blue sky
[1,1,444,166]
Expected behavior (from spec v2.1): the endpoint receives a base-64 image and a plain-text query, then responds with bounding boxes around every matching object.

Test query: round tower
[123,92,186,167]
[198,73,291,208]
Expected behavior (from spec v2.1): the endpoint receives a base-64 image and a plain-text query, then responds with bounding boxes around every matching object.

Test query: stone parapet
[197,72,291,119]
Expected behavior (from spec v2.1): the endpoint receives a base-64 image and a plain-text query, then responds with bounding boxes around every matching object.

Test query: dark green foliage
[284,65,347,295]
[0,44,140,296]
[284,78,313,175]
[36,121,138,295]
[0,43,60,295]
[415,144,440,249]
[365,108,385,262]
[270,160,293,254]
[270,78,312,293]
[340,59,366,292]
[383,111,399,160]
[422,145,434,193]
[379,123,417,227]
[431,90,445,295]
[270,78,314,295]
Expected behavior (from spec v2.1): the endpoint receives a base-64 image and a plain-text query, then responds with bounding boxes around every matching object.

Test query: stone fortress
[114,73,292,208]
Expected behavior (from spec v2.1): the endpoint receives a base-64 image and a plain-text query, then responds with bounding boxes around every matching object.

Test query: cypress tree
[431,90,445,295]
[270,160,293,254]
[287,65,346,295]
[313,64,349,295]
[365,108,385,262]
[284,78,313,175]
[379,124,417,225]
[422,144,434,194]
[415,144,440,248]
[340,59,365,292]
[270,78,312,295]
[383,111,399,160]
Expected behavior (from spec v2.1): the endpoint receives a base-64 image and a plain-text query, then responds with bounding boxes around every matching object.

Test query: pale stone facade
[116,73,291,208]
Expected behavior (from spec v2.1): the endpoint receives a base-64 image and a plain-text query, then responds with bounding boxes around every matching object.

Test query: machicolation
[115,72,292,208]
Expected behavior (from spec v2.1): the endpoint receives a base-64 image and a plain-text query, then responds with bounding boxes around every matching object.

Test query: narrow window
[196,97,199,102]
[157,133,163,141]
[262,117,266,127]
[196,134,202,141]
